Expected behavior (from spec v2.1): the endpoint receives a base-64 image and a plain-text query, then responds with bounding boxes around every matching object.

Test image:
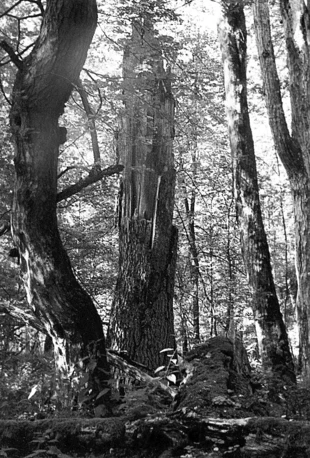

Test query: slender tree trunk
[218,1,295,382]
[253,0,310,380]
[7,0,110,405]
[185,193,200,343]
[226,202,236,341]
[108,19,177,371]
[183,151,200,342]
[209,247,217,337]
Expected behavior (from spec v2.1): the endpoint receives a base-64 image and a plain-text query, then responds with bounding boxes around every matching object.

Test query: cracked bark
[108,19,177,372]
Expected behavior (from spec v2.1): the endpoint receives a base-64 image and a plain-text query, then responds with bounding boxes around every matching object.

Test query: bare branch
[57,164,124,202]
[0,40,23,69]
[82,68,104,114]
[57,165,77,180]
[0,75,12,105]
[0,0,23,19]
[26,0,44,16]
[0,222,10,237]
[107,349,176,398]
[76,79,101,164]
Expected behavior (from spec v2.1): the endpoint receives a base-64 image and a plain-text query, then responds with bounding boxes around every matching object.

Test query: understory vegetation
[0,0,310,456]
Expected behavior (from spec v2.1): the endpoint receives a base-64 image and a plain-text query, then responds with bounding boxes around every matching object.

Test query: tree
[1,0,111,406]
[252,0,310,379]
[182,152,201,343]
[172,17,249,347]
[108,16,177,371]
[218,0,295,382]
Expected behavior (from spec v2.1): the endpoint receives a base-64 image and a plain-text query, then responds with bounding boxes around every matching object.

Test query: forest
[1,0,310,457]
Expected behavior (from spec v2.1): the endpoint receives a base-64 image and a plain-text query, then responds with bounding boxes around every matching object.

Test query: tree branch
[0,40,23,69]
[57,165,77,180]
[0,222,10,237]
[76,79,101,164]
[0,0,23,19]
[26,0,44,16]
[107,349,176,398]
[253,0,305,178]
[57,164,124,202]
[0,76,12,105]
[0,301,45,333]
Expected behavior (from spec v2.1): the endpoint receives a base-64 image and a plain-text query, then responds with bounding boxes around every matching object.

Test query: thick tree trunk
[218,2,295,382]
[108,19,177,371]
[253,0,310,379]
[9,0,110,405]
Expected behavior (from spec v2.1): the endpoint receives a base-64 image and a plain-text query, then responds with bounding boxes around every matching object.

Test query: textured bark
[108,19,177,371]
[218,2,295,382]
[8,0,110,403]
[253,0,310,379]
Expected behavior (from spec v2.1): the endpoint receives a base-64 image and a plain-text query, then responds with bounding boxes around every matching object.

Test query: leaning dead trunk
[108,19,177,372]
[7,0,110,405]
[218,1,295,382]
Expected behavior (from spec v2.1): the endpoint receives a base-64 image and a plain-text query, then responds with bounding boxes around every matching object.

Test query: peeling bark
[218,2,295,382]
[108,19,177,371]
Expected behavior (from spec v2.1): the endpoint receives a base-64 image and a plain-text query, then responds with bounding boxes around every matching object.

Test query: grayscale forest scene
[1,0,310,456]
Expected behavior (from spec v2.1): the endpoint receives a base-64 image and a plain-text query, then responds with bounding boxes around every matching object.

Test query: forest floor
[1,337,310,458]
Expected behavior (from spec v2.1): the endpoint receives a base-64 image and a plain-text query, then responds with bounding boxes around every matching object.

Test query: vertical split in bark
[108,18,177,371]
[9,0,110,407]
[218,1,295,382]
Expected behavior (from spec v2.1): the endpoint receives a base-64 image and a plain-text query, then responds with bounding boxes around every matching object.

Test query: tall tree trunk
[184,192,200,343]
[7,0,110,405]
[253,0,310,379]
[108,19,177,372]
[218,1,295,382]
[182,150,200,343]
[225,201,236,341]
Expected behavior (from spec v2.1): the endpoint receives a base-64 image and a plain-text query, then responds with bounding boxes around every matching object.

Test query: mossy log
[0,417,125,456]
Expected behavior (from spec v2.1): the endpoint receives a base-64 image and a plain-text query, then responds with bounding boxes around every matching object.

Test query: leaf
[166,374,177,384]
[97,367,110,375]
[94,404,106,417]
[79,374,88,387]
[154,365,166,374]
[28,384,38,400]
[87,360,97,371]
[96,388,110,400]
[24,450,47,458]
[47,445,61,455]
[159,348,174,353]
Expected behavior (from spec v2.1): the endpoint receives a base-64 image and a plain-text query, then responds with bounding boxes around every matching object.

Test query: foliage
[0,345,55,419]
[0,0,300,417]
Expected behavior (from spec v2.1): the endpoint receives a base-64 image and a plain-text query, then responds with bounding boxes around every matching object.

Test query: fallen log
[132,413,310,457]
[107,349,177,399]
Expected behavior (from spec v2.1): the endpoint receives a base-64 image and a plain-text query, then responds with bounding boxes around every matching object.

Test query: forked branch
[0,40,23,69]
